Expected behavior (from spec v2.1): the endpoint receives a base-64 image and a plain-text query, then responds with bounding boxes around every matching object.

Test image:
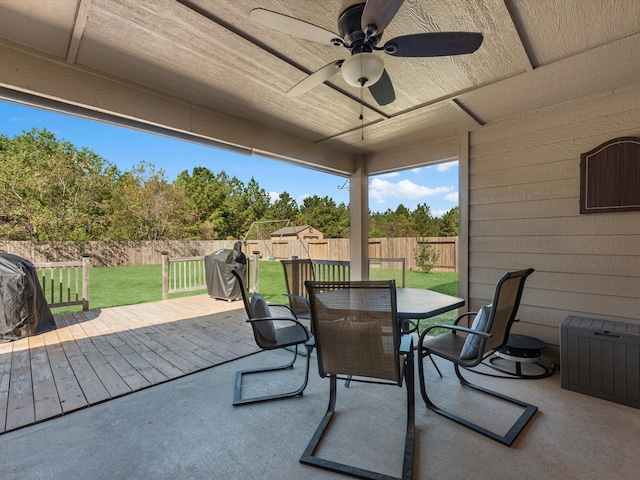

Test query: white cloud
[436,161,458,172]
[369,178,454,203]
[410,167,423,174]
[378,172,400,178]
[268,191,279,203]
[432,209,448,217]
[444,191,459,202]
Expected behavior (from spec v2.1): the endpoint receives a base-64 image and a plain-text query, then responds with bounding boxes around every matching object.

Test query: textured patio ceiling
[1,0,639,175]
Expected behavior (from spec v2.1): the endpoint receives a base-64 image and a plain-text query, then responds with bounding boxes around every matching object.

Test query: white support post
[349,154,369,281]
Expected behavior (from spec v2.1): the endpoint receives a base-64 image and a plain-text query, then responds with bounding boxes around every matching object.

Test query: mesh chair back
[281,259,315,316]
[483,268,534,354]
[306,280,401,384]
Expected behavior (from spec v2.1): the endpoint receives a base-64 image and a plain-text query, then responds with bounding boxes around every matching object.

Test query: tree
[104,162,196,240]
[369,204,415,238]
[222,176,270,239]
[265,192,299,223]
[439,207,459,237]
[299,195,349,238]
[411,203,440,237]
[0,128,115,241]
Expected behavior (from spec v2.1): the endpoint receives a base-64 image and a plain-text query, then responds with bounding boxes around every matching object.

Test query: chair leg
[418,351,538,447]
[401,349,416,480]
[428,354,442,378]
[300,363,415,480]
[233,345,312,406]
[285,345,307,356]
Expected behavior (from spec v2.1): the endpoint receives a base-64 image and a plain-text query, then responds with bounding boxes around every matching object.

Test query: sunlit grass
[50,260,460,332]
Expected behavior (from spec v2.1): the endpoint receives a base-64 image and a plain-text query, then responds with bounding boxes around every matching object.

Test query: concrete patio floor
[0,341,638,479]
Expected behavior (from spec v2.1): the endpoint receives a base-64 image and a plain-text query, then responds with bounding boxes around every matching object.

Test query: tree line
[0,128,457,242]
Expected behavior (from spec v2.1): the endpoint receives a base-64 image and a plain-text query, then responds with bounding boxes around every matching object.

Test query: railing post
[250,252,260,293]
[162,251,169,300]
[82,253,90,311]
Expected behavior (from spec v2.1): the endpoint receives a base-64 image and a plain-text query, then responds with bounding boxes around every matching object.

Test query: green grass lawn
[51,260,460,331]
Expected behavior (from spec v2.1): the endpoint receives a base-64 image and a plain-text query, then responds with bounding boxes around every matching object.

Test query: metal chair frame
[231,269,312,406]
[417,268,537,446]
[300,280,415,480]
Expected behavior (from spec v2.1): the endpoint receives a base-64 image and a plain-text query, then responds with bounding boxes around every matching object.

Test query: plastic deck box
[561,316,640,409]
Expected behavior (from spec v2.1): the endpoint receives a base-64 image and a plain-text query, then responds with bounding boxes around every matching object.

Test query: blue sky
[0,100,458,216]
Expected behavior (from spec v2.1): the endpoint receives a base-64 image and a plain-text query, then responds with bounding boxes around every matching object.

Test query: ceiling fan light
[341,52,384,87]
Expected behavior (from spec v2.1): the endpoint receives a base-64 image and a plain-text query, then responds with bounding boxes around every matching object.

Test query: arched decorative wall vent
[580,137,640,214]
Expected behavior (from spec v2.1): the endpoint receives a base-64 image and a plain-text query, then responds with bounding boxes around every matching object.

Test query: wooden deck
[0,295,257,435]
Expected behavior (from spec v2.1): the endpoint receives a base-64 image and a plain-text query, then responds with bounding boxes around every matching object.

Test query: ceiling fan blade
[383,32,483,57]
[287,61,343,97]
[361,0,404,35]
[368,69,395,106]
[249,8,341,45]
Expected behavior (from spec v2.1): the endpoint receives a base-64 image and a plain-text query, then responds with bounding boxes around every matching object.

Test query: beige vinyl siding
[467,82,640,357]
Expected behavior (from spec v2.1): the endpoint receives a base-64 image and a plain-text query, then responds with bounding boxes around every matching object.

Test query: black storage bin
[561,316,640,409]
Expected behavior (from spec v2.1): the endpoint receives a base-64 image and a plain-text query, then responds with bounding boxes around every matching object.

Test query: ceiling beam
[503,0,535,70]
[67,0,92,64]
[450,99,484,127]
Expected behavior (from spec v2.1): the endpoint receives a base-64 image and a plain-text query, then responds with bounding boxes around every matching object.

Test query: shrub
[414,242,439,274]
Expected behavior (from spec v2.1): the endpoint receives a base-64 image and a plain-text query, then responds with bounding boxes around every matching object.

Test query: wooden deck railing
[160,255,351,300]
[34,254,90,310]
[311,259,350,281]
[161,252,207,300]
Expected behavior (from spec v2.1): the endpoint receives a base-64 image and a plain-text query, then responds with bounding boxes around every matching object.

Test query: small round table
[489,334,553,378]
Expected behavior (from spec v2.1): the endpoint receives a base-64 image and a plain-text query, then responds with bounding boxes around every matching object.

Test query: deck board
[42,329,87,414]
[55,317,111,405]
[5,338,35,431]
[28,334,62,423]
[0,295,256,435]
[0,342,13,431]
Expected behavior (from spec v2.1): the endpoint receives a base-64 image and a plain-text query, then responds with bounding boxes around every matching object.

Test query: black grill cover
[205,242,246,301]
[0,252,56,342]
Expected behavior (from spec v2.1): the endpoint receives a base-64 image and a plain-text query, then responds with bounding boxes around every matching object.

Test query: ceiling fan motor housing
[338,3,381,49]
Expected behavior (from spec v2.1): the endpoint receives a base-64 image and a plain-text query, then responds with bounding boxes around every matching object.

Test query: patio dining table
[395,287,465,332]
[308,285,464,332]
[396,288,465,321]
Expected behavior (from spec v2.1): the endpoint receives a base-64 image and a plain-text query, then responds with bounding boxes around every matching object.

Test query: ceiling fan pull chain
[360,87,364,141]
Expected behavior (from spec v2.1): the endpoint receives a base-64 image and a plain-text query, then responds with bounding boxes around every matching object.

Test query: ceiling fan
[249,0,483,106]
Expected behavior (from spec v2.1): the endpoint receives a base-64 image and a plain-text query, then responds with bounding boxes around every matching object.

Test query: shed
[270,226,323,241]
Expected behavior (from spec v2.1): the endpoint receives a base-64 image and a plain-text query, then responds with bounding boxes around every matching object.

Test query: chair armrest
[423,323,492,338]
[247,316,310,338]
[453,311,478,326]
[399,333,414,354]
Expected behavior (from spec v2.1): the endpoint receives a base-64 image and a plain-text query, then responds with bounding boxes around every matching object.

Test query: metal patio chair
[417,268,536,446]
[281,258,315,320]
[230,268,312,406]
[301,280,415,480]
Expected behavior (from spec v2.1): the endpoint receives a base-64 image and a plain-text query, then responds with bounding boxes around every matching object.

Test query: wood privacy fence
[1,237,457,271]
